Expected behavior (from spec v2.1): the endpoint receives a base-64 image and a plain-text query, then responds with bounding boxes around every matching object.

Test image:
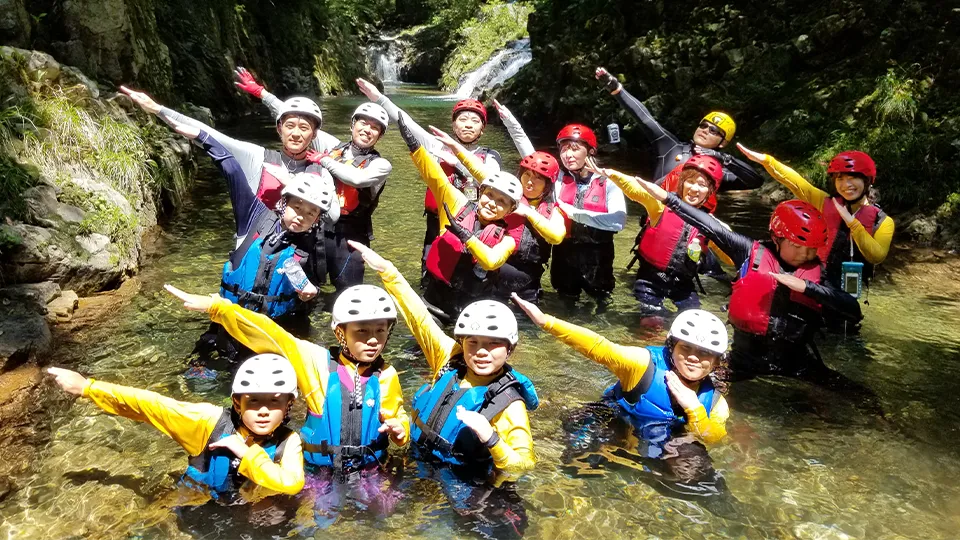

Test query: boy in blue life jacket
[47,355,304,503]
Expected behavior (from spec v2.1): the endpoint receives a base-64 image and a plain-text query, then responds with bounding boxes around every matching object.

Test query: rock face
[16,0,372,113]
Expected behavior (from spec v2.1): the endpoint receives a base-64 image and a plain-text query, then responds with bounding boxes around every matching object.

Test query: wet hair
[662,438,714,483]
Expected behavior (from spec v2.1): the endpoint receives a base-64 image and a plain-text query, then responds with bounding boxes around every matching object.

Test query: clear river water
[2,86,960,540]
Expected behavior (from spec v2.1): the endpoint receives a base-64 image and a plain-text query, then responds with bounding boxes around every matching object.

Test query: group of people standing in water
[44,64,895,536]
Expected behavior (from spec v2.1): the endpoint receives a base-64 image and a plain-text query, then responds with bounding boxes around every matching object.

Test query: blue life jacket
[220,214,304,319]
[604,345,718,426]
[182,408,292,498]
[300,349,389,470]
[410,359,539,467]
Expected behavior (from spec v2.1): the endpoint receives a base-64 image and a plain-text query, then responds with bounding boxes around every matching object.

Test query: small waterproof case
[607,123,621,144]
[842,261,864,298]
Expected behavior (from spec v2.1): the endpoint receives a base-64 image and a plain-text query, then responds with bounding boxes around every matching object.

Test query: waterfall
[367,35,403,84]
[454,38,532,98]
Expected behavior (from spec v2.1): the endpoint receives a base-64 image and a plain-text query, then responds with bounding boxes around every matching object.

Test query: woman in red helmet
[737,145,894,295]
[549,124,627,303]
[434,126,568,303]
[629,179,866,390]
[586,155,734,315]
[354,80,503,278]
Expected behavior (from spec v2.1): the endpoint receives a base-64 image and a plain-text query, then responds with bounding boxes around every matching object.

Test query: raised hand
[831,197,856,225]
[595,67,621,93]
[443,203,474,243]
[164,284,219,312]
[770,272,807,293]
[356,78,383,102]
[511,292,546,328]
[665,371,701,411]
[456,405,495,443]
[47,367,89,396]
[736,143,769,165]
[305,149,328,165]
[492,99,514,121]
[397,112,421,152]
[429,125,460,149]
[234,67,265,99]
[583,156,609,178]
[207,433,249,458]
[346,240,392,273]
[119,86,162,115]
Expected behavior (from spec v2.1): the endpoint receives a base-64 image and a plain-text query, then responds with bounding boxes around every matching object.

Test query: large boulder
[0,284,53,372]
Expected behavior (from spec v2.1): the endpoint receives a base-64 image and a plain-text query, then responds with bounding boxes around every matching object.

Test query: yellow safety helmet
[701,111,736,142]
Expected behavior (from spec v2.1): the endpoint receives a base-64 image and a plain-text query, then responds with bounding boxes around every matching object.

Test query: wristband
[484,431,501,449]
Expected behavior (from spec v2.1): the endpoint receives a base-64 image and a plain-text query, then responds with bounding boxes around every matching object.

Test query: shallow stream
[2,87,960,540]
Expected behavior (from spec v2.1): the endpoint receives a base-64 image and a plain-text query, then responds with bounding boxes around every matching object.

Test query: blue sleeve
[197,131,263,235]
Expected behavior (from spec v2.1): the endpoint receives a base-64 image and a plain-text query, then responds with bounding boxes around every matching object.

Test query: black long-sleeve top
[612,87,765,191]
[663,194,863,322]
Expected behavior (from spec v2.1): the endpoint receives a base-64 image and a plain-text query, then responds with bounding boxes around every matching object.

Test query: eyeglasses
[698,121,724,138]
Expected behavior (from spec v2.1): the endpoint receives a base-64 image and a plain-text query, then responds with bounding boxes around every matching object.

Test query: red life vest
[424,147,493,214]
[728,242,822,337]
[327,143,380,215]
[425,203,515,285]
[661,163,718,213]
[819,196,885,265]
[506,198,555,267]
[558,172,609,239]
[637,207,706,278]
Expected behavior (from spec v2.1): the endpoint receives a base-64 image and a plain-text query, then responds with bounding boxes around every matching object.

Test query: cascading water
[368,34,403,84]
[454,38,532,98]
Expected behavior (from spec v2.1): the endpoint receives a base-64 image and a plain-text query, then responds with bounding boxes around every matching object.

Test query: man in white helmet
[514,296,731,446]
[166,281,408,520]
[47,354,304,502]
[120,86,335,214]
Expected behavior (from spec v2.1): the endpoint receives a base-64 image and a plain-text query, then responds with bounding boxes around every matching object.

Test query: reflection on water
[3,87,960,539]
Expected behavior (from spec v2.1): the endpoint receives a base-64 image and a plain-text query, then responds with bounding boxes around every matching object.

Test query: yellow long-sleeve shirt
[541,315,729,444]
[376,263,535,476]
[208,299,409,446]
[606,169,733,267]
[82,379,304,496]
[456,148,566,245]
[760,155,894,265]
[412,146,516,270]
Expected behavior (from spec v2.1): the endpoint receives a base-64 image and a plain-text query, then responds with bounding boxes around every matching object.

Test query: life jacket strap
[220,281,297,305]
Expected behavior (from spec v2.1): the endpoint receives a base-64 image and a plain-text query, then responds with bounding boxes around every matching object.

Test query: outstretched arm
[349,241,459,377]
[512,294,652,390]
[357,78,444,156]
[493,99,535,157]
[738,144,828,210]
[595,68,681,157]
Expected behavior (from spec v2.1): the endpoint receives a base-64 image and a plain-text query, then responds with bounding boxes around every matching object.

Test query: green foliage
[75,193,138,253]
[439,2,533,91]
[0,223,23,255]
[21,91,151,203]
[0,156,37,221]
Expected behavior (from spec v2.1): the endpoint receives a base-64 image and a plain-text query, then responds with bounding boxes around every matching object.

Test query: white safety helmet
[275,96,323,128]
[352,102,389,132]
[480,171,523,206]
[330,284,398,330]
[232,353,298,396]
[454,300,519,346]
[668,309,728,355]
[281,173,333,215]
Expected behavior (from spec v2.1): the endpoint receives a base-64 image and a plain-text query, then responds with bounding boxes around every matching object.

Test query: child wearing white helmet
[46,354,304,501]
[514,294,730,445]
[394,113,525,321]
[148,118,337,364]
[165,282,408,501]
[349,241,538,480]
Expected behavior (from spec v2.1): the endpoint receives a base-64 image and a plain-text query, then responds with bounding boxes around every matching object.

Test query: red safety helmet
[769,200,829,248]
[827,151,876,184]
[452,99,487,125]
[556,124,598,150]
[683,154,724,190]
[519,151,560,183]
